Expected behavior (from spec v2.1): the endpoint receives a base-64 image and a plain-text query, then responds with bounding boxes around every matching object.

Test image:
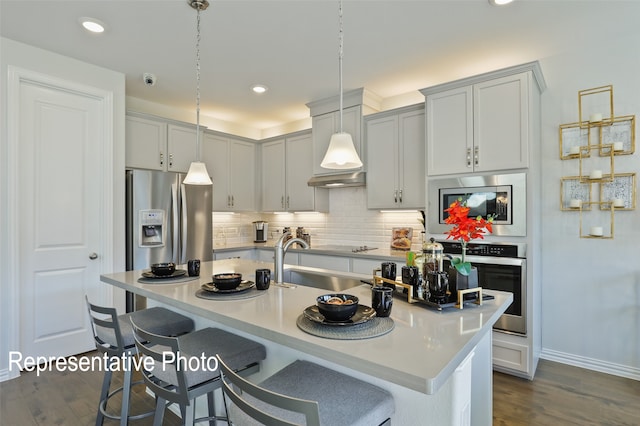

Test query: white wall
[537,35,640,378]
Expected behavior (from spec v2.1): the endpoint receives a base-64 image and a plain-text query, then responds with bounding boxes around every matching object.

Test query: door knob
[89,252,98,260]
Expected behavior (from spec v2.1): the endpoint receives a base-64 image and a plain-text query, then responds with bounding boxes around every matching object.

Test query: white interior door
[18,79,105,360]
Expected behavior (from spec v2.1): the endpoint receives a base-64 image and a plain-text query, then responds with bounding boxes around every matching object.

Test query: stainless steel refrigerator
[125,169,212,311]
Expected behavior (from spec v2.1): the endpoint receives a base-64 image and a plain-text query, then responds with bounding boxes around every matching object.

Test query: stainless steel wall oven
[440,240,527,335]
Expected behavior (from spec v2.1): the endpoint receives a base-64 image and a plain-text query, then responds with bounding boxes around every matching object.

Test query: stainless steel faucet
[273,231,309,285]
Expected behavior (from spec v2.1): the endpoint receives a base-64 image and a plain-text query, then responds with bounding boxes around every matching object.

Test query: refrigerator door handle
[180,183,188,264]
[171,182,180,264]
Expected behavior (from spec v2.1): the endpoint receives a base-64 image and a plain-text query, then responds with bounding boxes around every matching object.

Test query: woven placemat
[138,275,200,285]
[195,288,267,301]
[296,315,394,340]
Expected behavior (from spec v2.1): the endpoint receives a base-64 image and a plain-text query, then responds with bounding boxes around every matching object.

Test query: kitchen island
[100,258,512,425]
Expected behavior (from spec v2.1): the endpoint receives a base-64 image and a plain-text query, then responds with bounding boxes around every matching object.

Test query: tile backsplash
[213,186,425,251]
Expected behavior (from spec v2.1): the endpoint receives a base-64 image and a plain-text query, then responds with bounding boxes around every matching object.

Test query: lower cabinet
[492,331,532,379]
[298,253,350,272]
[213,249,256,260]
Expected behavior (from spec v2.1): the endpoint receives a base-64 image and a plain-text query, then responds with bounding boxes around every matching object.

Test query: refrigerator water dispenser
[139,209,165,247]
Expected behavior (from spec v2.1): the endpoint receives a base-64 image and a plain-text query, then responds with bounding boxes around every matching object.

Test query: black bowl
[151,262,176,276]
[213,273,242,290]
[316,294,359,322]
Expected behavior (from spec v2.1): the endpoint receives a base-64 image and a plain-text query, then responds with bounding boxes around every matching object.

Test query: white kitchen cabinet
[261,132,328,212]
[366,105,425,209]
[126,113,198,173]
[311,105,362,176]
[298,253,350,272]
[213,248,256,260]
[202,132,256,212]
[423,65,542,176]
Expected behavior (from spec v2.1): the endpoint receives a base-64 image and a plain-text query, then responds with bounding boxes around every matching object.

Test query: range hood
[307,171,366,188]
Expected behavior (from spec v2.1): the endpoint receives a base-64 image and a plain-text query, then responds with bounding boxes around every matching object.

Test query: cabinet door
[286,133,316,211]
[167,124,198,173]
[229,140,256,211]
[261,139,286,211]
[398,109,425,208]
[366,114,399,209]
[311,112,336,176]
[426,86,473,176]
[125,115,166,171]
[473,73,528,172]
[202,133,230,211]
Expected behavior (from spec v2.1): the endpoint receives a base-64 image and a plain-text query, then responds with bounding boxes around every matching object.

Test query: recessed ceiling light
[251,84,268,94]
[80,17,106,33]
[488,0,514,5]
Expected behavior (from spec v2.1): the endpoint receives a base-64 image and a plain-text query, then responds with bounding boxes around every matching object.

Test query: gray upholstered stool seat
[112,307,195,348]
[220,358,394,426]
[131,324,267,426]
[85,297,195,426]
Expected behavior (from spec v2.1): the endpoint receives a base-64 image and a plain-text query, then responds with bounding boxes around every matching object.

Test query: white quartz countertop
[100,259,512,395]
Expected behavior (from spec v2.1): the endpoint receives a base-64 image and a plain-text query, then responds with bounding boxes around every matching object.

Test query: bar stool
[130,320,267,426]
[85,297,195,426]
[218,355,394,426]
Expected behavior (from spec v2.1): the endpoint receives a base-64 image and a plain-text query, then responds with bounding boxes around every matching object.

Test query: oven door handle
[449,255,525,267]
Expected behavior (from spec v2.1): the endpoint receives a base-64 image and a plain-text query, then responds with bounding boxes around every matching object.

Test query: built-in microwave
[427,172,527,236]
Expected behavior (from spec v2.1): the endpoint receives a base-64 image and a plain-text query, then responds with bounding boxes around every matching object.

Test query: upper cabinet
[261,131,328,212]
[310,106,362,176]
[307,88,381,176]
[202,131,256,212]
[366,105,425,209]
[126,112,198,173]
[421,62,545,176]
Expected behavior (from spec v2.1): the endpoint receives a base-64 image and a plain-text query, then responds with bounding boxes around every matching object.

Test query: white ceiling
[2,0,639,134]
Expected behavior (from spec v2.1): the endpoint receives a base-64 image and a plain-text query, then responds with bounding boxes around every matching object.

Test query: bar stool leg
[207,392,216,426]
[96,369,113,426]
[153,398,166,426]
[119,366,133,426]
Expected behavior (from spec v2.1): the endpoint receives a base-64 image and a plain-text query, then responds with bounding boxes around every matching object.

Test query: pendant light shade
[183,161,212,185]
[321,0,363,170]
[184,0,212,186]
[321,132,363,169]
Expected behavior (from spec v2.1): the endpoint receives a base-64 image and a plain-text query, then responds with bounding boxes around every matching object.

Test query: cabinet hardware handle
[89,252,98,260]
[474,146,479,166]
[281,196,284,209]
[227,195,231,207]
[399,189,403,203]
[160,152,164,166]
[231,195,235,207]
[286,195,290,209]
[394,190,398,203]
[169,153,173,167]
[466,148,472,168]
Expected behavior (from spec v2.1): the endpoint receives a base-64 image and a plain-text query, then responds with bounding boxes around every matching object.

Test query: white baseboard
[0,367,20,383]
[540,348,640,381]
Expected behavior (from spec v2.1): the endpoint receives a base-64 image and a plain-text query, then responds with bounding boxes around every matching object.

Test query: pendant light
[320,0,363,170]
[183,0,213,185]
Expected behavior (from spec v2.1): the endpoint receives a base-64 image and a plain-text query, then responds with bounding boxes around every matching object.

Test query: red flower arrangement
[444,199,493,275]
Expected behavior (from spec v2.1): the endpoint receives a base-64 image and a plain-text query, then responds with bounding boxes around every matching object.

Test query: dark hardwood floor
[1,354,638,425]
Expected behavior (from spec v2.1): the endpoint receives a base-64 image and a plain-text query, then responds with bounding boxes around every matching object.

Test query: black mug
[371,286,393,317]
[401,266,419,286]
[381,262,397,289]
[187,259,200,277]
[255,269,271,290]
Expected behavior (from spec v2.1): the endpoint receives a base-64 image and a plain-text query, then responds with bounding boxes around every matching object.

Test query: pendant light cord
[195,6,202,162]
[338,0,344,133]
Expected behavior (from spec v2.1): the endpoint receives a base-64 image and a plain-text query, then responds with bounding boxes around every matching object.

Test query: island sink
[281,269,366,292]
